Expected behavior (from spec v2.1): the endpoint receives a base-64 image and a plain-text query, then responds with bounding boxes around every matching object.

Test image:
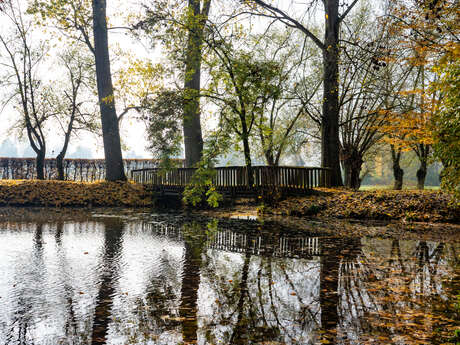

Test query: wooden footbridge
[131,166,331,197]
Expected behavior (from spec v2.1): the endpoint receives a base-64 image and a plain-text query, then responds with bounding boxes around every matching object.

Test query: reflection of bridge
[132,166,332,197]
[142,222,321,259]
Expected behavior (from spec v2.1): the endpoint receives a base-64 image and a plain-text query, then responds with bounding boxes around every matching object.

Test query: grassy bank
[261,188,460,223]
[0,180,153,207]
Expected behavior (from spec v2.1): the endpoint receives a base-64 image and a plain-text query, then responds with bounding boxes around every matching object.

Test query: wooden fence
[131,166,331,195]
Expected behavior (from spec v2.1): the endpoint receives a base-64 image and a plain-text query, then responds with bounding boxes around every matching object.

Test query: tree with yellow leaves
[382,0,459,190]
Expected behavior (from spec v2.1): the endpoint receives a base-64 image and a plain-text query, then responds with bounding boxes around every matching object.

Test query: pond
[0,209,458,345]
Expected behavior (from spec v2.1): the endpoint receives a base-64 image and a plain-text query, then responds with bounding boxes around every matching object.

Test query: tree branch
[338,0,360,23]
[249,0,326,50]
[117,106,143,122]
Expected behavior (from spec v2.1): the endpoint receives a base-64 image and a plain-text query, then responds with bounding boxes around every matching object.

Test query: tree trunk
[265,149,276,167]
[321,0,343,187]
[391,146,404,190]
[183,0,210,168]
[414,144,430,190]
[36,150,45,180]
[393,163,404,190]
[56,99,76,181]
[242,135,254,187]
[342,146,363,189]
[56,154,65,181]
[56,130,72,181]
[417,160,427,190]
[343,160,362,190]
[92,0,126,181]
[241,115,254,187]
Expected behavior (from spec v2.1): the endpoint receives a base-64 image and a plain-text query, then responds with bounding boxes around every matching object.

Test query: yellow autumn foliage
[0,180,153,207]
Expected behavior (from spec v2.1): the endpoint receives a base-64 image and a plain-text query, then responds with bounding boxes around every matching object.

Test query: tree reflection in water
[337,238,458,344]
[5,223,45,345]
[179,223,205,344]
[0,212,458,345]
[320,237,363,344]
[198,224,321,345]
[54,221,78,342]
[6,223,44,345]
[91,218,124,345]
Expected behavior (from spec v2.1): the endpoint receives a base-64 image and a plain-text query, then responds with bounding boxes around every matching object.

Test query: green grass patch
[360,185,440,191]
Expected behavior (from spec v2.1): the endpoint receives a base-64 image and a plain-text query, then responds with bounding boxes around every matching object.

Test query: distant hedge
[0,157,184,181]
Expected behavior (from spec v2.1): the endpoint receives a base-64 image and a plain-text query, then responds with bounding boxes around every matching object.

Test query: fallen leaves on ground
[0,180,153,207]
[262,188,459,223]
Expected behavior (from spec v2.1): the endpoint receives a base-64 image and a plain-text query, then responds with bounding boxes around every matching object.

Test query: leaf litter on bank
[262,188,459,224]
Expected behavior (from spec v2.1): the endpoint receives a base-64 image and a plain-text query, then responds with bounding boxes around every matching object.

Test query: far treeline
[0,0,458,194]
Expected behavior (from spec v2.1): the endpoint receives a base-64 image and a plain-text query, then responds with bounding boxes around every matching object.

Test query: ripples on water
[0,211,458,345]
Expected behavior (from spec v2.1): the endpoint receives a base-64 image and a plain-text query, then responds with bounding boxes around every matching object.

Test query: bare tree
[0,0,49,179]
[334,3,417,189]
[241,0,362,186]
[54,47,99,180]
[251,29,321,167]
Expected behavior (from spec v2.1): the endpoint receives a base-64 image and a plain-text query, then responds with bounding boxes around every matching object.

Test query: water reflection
[180,223,204,344]
[54,221,78,343]
[0,212,458,345]
[92,218,124,344]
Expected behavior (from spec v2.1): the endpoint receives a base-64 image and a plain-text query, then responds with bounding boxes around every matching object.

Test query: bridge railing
[131,166,332,190]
